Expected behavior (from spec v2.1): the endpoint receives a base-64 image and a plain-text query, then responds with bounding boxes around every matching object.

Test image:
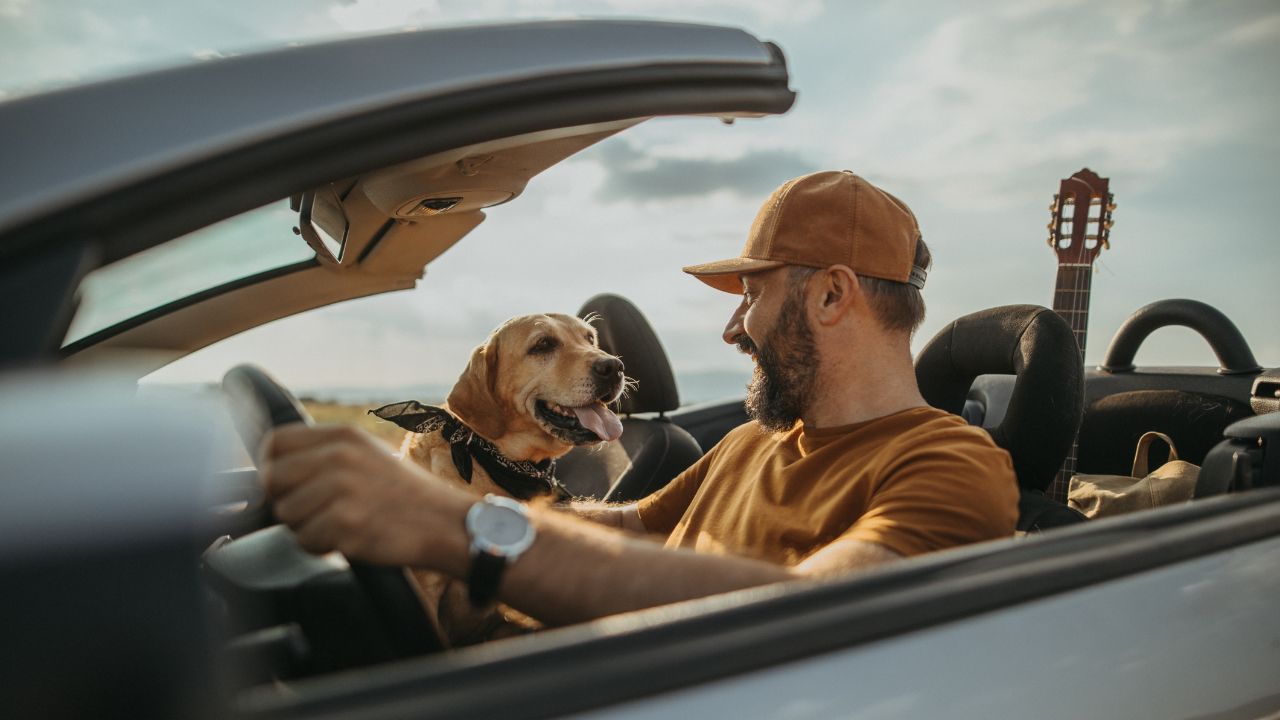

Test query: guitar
[1045,168,1116,504]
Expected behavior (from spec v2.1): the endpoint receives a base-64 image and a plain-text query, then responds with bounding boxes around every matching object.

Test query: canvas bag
[1068,431,1200,518]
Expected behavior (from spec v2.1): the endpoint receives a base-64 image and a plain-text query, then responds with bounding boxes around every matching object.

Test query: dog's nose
[593,357,624,378]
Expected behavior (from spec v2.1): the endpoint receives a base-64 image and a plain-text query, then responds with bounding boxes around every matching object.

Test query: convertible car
[2,20,1279,720]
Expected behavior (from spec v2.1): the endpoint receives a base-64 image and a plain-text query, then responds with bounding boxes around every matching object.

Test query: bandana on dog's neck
[369,400,572,502]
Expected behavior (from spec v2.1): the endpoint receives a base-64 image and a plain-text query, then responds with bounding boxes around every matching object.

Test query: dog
[372,313,627,646]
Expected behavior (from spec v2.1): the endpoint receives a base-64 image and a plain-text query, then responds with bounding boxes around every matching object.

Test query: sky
[4,0,1278,403]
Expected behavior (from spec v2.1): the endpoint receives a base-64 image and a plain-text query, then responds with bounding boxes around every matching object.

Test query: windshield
[63,200,313,345]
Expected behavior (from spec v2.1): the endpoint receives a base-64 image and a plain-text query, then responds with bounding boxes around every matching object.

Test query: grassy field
[301,400,406,448]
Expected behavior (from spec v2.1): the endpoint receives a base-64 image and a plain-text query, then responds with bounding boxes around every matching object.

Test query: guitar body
[1046,168,1116,503]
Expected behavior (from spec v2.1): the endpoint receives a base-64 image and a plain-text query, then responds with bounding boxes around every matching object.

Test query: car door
[238,489,1280,720]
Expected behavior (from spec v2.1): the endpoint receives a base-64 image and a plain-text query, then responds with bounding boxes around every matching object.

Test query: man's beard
[737,289,819,432]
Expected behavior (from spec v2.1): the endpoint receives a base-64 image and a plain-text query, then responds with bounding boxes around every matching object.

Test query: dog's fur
[398,313,626,646]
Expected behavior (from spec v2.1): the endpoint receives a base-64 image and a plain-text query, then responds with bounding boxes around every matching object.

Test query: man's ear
[813,265,861,325]
[445,335,508,440]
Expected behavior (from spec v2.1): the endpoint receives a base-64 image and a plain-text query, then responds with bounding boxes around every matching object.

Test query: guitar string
[1053,190,1069,501]
[1072,190,1084,486]
[1070,189,1090,493]
[1059,188,1080,497]
[1064,187,1100,498]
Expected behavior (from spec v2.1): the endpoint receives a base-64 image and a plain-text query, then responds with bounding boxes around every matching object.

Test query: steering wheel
[221,364,444,657]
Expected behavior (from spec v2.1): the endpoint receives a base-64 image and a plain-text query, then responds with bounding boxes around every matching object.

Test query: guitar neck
[1052,263,1094,360]
[1043,168,1113,507]
[1047,263,1093,502]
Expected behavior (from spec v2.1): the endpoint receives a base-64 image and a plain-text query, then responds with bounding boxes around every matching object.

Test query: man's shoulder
[886,407,1012,469]
[715,420,777,449]
[697,420,793,465]
[893,406,996,444]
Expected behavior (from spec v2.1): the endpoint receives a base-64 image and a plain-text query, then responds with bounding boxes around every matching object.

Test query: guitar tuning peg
[1046,221,1055,231]
[1048,202,1057,212]
[1102,238,1111,250]
[1104,219,1115,229]
[1047,236,1055,248]
[1107,203,1117,212]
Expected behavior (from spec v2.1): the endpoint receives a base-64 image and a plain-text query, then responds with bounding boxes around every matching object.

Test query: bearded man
[262,171,1019,626]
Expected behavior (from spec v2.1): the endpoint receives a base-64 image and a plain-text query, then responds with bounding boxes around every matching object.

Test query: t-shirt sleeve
[840,428,1019,557]
[635,446,715,535]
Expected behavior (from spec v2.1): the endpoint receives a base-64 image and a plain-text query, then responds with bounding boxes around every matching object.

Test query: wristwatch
[464,494,536,607]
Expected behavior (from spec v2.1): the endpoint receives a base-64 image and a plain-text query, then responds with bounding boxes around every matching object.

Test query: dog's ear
[445,335,508,440]
[369,400,437,433]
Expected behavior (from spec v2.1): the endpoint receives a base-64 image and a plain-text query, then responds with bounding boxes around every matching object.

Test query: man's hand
[260,424,468,568]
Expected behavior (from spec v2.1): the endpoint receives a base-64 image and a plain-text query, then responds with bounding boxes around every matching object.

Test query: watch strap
[467,550,506,607]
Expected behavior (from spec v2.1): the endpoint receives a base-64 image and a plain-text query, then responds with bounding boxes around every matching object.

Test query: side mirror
[296,185,348,264]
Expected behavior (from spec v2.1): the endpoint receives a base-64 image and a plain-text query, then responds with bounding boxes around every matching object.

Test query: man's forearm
[497,507,794,626]
[559,499,646,533]
[260,424,869,630]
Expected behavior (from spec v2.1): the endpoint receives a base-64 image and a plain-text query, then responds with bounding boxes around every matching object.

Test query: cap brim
[682,257,787,294]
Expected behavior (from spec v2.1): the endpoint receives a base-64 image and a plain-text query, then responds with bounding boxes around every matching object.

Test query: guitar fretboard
[1048,264,1092,503]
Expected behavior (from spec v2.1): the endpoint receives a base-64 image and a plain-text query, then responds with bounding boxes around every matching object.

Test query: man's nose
[723,302,746,345]
[593,356,624,378]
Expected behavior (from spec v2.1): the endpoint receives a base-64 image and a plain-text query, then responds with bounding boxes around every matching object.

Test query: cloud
[0,0,347,95]
[1218,12,1280,47]
[0,0,29,18]
[593,139,816,202]
[819,1,1278,211]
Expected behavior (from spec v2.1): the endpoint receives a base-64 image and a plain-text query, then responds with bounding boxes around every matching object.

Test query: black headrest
[578,293,680,415]
[915,305,1083,492]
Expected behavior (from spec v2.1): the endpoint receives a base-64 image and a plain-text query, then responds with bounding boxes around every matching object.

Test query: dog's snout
[593,356,624,378]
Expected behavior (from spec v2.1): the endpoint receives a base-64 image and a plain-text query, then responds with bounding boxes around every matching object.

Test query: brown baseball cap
[683,170,927,294]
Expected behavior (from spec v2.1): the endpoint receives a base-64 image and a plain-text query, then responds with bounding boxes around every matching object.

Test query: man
[262,170,1018,627]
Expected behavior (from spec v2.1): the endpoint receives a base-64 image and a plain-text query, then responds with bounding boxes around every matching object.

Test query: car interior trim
[61,259,319,356]
[352,218,401,266]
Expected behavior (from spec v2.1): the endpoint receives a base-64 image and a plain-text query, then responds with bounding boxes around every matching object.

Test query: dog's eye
[585,333,597,345]
[528,336,559,355]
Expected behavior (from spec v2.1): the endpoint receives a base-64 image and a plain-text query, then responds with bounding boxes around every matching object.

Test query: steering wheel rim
[221,363,444,657]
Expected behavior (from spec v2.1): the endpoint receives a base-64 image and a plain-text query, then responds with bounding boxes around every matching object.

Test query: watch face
[467,496,535,558]
[475,505,528,547]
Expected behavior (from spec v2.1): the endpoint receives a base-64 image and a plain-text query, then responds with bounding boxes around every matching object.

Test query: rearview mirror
[297,185,348,264]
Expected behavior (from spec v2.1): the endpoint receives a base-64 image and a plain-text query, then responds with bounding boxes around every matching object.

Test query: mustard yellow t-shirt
[635,406,1018,564]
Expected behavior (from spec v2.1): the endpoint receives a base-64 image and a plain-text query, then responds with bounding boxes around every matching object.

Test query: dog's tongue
[572,402,624,442]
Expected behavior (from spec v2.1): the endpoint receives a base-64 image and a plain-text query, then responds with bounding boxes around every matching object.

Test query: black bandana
[369,400,572,502]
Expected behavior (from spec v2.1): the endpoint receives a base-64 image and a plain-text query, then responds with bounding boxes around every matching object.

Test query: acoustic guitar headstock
[1047,168,1116,265]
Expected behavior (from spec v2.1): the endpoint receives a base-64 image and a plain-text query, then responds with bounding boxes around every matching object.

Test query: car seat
[555,294,703,502]
[914,305,1085,531]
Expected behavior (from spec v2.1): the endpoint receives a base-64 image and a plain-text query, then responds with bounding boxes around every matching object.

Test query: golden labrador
[374,313,627,646]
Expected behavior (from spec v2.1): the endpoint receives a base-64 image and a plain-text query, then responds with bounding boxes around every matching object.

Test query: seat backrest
[556,294,702,501]
[915,305,1085,530]
[1076,390,1252,475]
